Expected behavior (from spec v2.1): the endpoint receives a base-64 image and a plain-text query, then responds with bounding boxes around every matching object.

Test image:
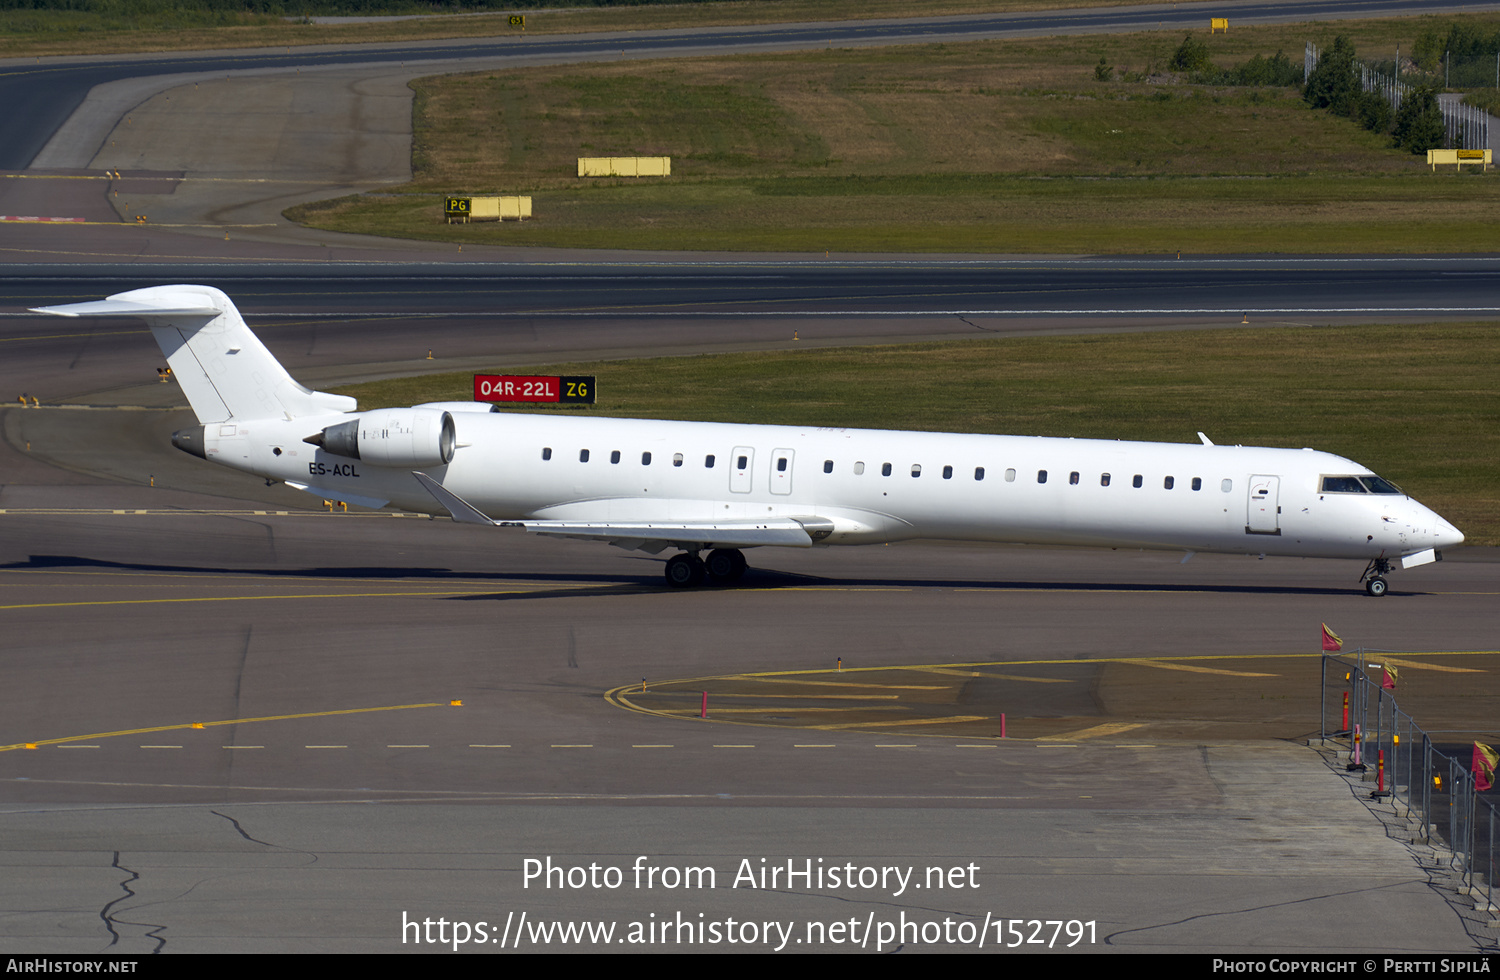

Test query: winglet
[412,471,500,525]
[1198,432,1214,446]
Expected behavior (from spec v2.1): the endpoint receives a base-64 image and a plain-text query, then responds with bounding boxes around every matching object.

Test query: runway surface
[6,258,1500,411]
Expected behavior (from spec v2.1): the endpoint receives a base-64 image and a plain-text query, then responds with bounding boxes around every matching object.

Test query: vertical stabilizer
[32,284,356,423]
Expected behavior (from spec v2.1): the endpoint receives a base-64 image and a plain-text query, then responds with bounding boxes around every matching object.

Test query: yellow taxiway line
[1,701,454,753]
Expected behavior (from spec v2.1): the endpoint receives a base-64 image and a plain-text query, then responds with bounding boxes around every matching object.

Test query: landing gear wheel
[1359,558,1393,597]
[664,553,706,588]
[705,548,747,584]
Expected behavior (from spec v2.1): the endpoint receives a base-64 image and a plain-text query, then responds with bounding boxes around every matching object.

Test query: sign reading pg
[474,374,595,405]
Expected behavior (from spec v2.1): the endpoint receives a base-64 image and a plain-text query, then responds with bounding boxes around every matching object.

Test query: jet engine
[305,408,456,467]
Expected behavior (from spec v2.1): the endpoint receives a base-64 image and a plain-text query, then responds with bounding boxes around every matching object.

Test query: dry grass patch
[404,22,1494,194]
[293,13,1500,251]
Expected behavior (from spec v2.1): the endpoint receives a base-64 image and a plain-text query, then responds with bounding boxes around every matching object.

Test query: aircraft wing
[411,471,828,551]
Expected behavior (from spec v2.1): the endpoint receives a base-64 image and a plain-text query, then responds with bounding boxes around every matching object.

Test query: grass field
[332,325,1500,545]
[288,13,1500,253]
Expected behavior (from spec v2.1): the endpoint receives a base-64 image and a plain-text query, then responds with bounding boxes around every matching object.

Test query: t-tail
[33,285,356,425]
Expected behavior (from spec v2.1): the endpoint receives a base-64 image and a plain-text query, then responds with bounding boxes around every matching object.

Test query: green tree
[1168,34,1213,73]
[1354,91,1393,134]
[1304,35,1359,116]
[1392,86,1445,153]
[1413,28,1446,73]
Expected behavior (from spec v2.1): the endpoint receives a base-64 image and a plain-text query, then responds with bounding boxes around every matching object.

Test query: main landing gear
[664,548,748,588]
[1360,557,1392,597]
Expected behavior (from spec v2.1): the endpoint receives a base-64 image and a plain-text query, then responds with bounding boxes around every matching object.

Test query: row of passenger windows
[540,447,713,468]
[537,447,1231,492]
[828,460,1229,491]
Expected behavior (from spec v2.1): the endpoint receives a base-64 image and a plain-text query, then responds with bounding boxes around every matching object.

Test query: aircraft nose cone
[1435,516,1465,549]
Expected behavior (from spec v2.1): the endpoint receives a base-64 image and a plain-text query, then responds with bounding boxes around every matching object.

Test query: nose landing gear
[1360,557,1392,597]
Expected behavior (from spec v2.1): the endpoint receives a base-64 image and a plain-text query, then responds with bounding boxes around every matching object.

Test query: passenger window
[542,447,552,461]
[1132,474,1143,488]
[610,450,621,464]
[975,467,985,481]
[1221,479,1233,492]
[642,452,652,465]
[881,462,892,477]
[911,464,921,478]
[705,455,715,468]
[824,459,833,474]
[737,455,748,469]
[777,457,788,472]
[673,453,683,467]
[1037,470,1048,484]
[580,449,590,462]
[1100,473,1111,487]
[1164,476,1175,490]
[943,465,953,480]
[1191,477,1201,491]
[1004,468,1016,482]
[1069,471,1079,485]
[854,461,865,475]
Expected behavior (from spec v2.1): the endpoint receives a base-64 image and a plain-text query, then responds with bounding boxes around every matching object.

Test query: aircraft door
[1246,474,1281,535]
[731,447,754,493]
[770,449,794,495]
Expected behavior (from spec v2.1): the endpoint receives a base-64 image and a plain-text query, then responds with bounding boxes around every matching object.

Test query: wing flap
[506,520,816,549]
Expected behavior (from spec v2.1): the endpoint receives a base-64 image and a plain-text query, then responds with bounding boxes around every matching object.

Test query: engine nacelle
[306,409,456,467]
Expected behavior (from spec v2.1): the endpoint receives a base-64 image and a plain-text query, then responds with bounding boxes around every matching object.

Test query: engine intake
[305,409,456,467]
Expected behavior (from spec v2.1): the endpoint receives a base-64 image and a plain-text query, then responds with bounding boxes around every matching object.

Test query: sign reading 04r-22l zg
[473,375,595,404]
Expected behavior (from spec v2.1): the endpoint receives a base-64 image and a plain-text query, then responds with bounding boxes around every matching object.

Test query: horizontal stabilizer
[31,298,222,318]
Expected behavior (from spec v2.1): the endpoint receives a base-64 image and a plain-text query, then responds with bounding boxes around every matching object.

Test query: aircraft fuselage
[201,411,1459,562]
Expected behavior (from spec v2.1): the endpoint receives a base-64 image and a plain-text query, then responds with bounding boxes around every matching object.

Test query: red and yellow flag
[1473,743,1499,792]
[1382,666,1399,691]
[1321,623,1342,652]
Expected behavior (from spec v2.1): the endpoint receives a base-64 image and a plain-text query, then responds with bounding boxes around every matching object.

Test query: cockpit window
[1360,476,1402,494]
[1321,475,1403,494]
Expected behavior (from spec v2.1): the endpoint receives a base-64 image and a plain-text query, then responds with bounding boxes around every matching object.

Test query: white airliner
[36,285,1464,595]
